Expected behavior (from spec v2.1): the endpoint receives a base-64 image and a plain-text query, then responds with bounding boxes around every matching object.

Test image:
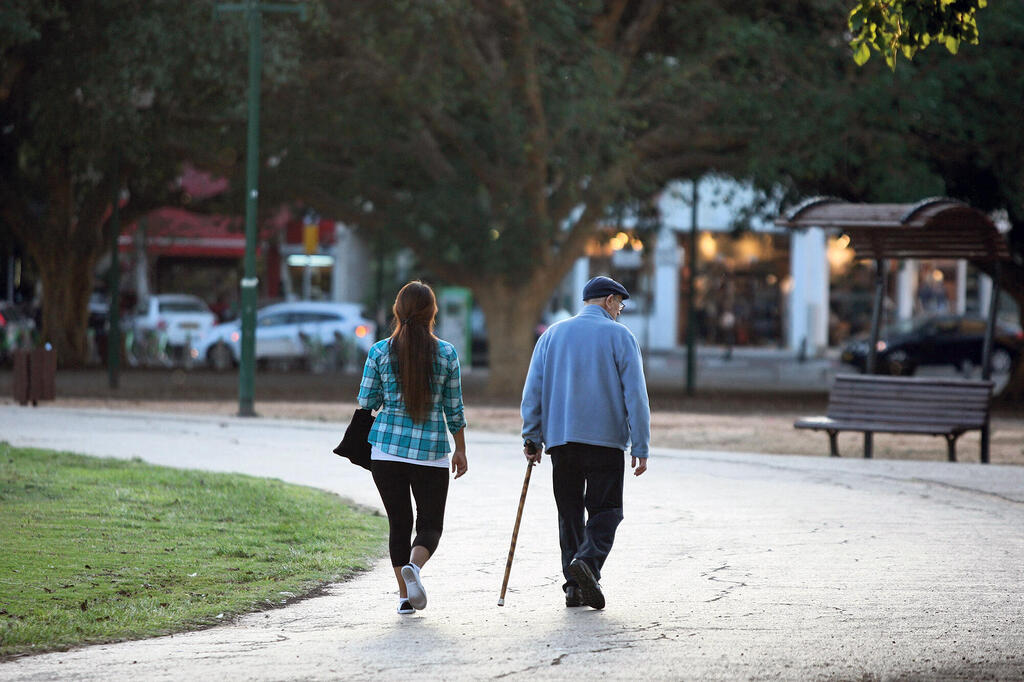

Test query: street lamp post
[107,151,121,389]
[216,1,304,417]
[686,178,699,395]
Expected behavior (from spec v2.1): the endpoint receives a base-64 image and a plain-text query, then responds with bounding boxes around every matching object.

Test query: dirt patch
[3,368,1022,465]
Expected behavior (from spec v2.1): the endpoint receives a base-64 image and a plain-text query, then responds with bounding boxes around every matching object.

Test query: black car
[840,315,1023,376]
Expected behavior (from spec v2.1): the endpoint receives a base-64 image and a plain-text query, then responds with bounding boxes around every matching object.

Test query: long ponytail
[389,281,438,423]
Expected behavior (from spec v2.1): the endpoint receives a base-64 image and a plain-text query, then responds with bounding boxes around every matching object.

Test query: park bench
[794,374,994,462]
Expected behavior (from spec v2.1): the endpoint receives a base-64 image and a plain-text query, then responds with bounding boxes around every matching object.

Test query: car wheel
[208,343,235,371]
[990,347,1013,375]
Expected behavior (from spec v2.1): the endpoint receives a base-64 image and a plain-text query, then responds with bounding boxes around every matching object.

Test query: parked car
[132,294,217,359]
[840,314,1024,376]
[191,300,376,371]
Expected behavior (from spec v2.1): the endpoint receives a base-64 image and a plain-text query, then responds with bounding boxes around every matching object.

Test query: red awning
[119,208,262,258]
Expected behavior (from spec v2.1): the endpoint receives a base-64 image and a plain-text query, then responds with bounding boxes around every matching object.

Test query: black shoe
[567,559,605,610]
[565,585,584,607]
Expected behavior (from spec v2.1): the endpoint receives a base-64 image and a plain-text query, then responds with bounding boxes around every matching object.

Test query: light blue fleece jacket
[521,304,651,458]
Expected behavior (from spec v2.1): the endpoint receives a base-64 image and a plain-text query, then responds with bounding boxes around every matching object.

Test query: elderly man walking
[520,275,651,610]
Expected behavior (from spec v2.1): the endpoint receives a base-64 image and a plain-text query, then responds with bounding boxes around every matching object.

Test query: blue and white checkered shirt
[358,338,467,461]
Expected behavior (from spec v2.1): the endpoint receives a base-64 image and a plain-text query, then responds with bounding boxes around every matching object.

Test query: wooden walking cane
[497,457,535,606]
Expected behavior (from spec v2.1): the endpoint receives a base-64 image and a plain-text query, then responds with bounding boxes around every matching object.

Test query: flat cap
[582,275,630,301]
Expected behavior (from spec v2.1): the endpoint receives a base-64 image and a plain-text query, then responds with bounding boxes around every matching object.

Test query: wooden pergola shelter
[776,197,1011,462]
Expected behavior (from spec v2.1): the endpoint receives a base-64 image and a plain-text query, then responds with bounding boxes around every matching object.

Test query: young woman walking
[358,281,468,615]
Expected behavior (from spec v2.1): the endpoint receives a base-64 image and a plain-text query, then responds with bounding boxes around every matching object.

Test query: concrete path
[1,405,1022,681]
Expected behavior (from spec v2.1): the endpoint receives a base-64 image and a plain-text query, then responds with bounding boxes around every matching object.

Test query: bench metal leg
[981,421,990,464]
[827,430,839,457]
[863,432,873,459]
[945,435,958,463]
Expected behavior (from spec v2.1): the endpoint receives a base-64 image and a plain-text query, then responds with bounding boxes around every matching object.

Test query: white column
[648,226,681,350]
[302,262,312,300]
[955,260,967,315]
[331,222,370,303]
[569,257,589,315]
[897,260,918,320]
[331,222,346,302]
[788,227,828,355]
[280,253,294,301]
[979,273,993,316]
[134,233,149,301]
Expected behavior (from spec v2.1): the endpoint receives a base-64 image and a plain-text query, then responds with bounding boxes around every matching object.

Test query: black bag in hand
[333,408,374,470]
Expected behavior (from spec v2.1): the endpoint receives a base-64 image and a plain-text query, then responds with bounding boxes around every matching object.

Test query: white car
[191,300,376,371]
[133,294,217,350]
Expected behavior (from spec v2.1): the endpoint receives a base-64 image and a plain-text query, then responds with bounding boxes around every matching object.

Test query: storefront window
[586,231,650,315]
[683,231,788,347]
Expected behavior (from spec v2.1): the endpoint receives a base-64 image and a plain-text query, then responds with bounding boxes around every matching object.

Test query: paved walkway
[1,406,1023,680]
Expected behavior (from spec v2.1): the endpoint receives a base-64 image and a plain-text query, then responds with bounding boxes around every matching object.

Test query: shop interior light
[698,232,717,260]
[827,235,856,273]
[287,254,334,267]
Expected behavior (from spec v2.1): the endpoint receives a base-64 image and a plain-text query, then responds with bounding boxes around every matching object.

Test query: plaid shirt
[358,338,467,461]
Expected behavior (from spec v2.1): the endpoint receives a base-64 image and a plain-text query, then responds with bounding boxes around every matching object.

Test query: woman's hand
[451,449,468,479]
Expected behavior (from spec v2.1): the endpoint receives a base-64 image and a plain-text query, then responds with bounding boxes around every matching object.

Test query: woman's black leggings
[371,459,450,567]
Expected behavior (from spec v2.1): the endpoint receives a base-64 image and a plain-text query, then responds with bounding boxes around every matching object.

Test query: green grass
[0,443,387,659]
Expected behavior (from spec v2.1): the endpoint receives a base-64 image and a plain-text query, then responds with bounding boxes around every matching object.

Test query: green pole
[685,178,699,395]
[107,151,121,389]
[218,1,305,417]
[237,4,262,417]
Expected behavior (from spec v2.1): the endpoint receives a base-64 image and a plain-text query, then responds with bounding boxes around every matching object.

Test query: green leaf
[853,41,872,65]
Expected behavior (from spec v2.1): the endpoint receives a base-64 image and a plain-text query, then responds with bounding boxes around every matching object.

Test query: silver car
[191,300,376,371]
[133,294,217,349]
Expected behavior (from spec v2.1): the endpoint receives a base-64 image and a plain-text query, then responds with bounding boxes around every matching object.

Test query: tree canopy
[265,0,866,393]
[0,0,298,364]
[254,0,1022,394]
[4,0,1021,397]
[848,0,988,68]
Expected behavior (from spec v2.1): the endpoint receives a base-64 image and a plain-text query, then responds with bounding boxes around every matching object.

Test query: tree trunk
[473,281,553,399]
[35,250,96,364]
[32,244,98,368]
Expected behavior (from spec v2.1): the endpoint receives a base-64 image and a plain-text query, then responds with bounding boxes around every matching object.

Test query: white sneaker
[397,598,414,615]
[401,563,427,610]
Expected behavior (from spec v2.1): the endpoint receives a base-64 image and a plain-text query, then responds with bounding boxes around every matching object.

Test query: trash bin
[12,346,56,406]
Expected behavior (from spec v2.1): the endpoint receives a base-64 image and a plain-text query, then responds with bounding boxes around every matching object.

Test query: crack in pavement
[491,642,639,678]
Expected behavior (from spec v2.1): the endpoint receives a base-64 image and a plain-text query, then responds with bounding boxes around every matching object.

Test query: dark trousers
[371,459,449,567]
[549,442,624,590]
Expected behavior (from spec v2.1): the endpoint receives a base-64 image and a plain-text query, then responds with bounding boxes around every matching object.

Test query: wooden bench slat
[827,405,988,424]
[833,374,993,389]
[829,401,989,415]
[797,416,974,431]
[833,389,991,403]
[824,417,986,431]
[831,384,992,398]
[828,395,990,409]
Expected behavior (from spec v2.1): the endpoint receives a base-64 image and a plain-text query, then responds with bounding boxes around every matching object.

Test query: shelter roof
[774,197,1010,261]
